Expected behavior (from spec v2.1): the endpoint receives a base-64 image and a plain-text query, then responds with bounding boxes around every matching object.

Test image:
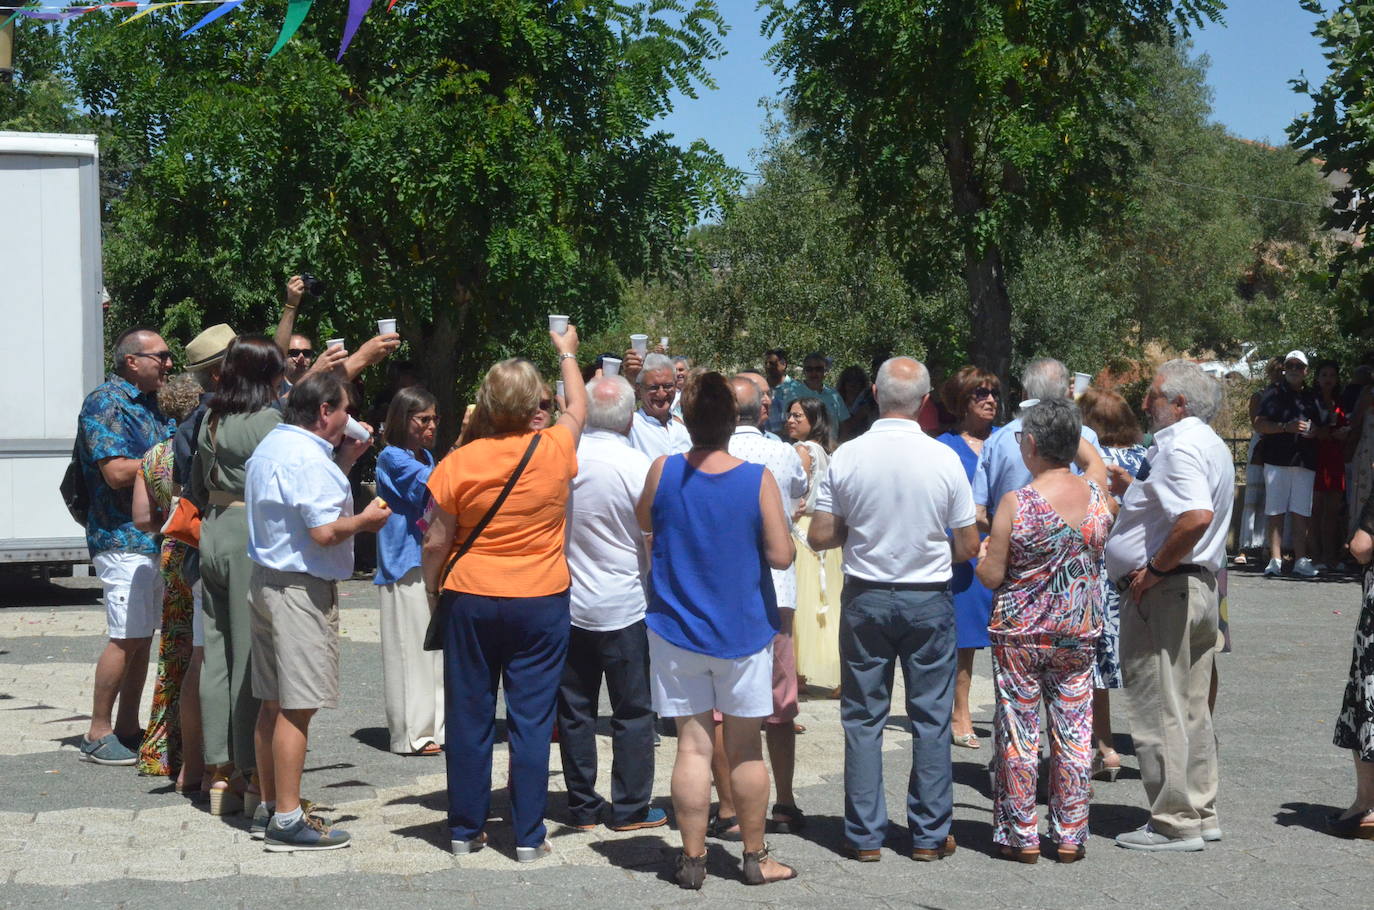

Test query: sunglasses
[539,400,554,411]
[288,348,315,359]
[972,387,1000,400]
[130,351,174,364]
[1285,362,1307,370]
[803,365,826,373]
[1014,431,1025,444]
[410,414,438,426]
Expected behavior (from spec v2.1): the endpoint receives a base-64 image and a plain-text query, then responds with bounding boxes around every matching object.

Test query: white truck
[0,131,105,577]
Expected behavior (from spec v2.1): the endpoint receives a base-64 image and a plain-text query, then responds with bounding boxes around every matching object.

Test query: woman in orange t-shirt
[422,327,587,862]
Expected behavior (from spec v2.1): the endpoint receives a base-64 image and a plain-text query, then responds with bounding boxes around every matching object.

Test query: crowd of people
[68,291,1374,880]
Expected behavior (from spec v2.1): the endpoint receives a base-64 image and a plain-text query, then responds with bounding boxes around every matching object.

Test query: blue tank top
[646,455,779,659]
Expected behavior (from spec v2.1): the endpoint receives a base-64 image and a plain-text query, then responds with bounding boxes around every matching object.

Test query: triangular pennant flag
[0,2,42,30]
[181,0,247,37]
[266,0,312,58]
[120,2,197,26]
[337,0,373,60]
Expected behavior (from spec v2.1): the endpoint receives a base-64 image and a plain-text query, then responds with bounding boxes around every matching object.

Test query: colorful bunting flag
[337,0,373,61]
[180,0,246,37]
[265,0,311,58]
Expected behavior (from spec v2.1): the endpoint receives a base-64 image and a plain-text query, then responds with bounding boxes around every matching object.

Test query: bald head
[585,375,636,433]
[730,375,764,427]
[875,357,931,417]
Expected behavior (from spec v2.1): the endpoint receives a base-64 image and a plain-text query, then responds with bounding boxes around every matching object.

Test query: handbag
[422,433,542,651]
[161,495,202,548]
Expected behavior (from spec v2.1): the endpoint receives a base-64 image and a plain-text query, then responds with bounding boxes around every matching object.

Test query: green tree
[51,0,734,438]
[763,0,1223,382]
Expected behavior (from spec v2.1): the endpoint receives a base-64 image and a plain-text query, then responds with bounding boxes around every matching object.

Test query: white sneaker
[1115,824,1204,852]
[1263,558,1283,577]
[1293,557,1319,578]
[1201,824,1222,842]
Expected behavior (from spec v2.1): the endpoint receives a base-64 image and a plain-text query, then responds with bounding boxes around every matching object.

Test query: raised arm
[273,275,304,354]
[553,326,587,445]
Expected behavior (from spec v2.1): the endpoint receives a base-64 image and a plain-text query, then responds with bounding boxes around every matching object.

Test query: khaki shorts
[249,563,340,710]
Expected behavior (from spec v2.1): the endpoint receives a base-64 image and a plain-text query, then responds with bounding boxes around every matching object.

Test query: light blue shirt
[373,445,435,585]
[974,418,1104,517]
[245,423,355,580]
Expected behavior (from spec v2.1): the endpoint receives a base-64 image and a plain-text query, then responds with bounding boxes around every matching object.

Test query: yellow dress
[791,439,844,691]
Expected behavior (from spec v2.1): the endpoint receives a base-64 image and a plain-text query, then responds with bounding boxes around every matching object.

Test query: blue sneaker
[78,733,137,766]
[263,813,351,852]
[608,807,669,832]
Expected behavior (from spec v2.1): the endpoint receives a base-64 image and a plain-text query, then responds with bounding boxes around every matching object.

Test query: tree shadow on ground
[0,578,101,608]
[1275,801,1342,835]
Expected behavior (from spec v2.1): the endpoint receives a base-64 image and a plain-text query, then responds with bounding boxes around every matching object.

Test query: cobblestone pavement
[1,568,1372,908]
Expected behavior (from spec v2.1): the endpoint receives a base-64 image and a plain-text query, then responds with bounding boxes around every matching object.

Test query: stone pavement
[1,568,1373,909]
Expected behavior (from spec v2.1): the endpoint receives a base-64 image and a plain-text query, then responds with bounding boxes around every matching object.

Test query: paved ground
[1,566,1373,909]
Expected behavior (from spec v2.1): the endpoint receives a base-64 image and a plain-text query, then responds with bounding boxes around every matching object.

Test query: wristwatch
[1145,558,1166,577]
[559,352,577,362]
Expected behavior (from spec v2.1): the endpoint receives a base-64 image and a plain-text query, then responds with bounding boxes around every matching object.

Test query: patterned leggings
[991,643,1095,847]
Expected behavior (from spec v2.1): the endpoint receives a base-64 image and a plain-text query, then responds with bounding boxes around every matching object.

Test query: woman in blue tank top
[636,371,797,889]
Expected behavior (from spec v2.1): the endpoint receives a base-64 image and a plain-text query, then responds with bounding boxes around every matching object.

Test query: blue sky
[656,0,1332,175]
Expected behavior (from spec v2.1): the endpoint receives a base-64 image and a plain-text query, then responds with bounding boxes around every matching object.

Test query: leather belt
[1116,563,1207,592]
[844,575,950,593]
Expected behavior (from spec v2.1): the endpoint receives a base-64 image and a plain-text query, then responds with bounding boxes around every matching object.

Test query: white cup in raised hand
[343,416,371,442]
[630,334,648,354]
[548,314,570,335]
[660,336,669,350]
[377,318,397,335]
[327,338,345,351]
[602,357,622,377]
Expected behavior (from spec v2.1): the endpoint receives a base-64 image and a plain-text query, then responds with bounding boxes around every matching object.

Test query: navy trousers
[839,583,957,850]
[441,590,570,847]
[555,620,655,827]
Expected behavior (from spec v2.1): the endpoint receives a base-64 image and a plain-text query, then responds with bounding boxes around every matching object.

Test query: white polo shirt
[566,428,653,632]
[728,425,808,609]
[628,408,691,459]
[245,423,355,581]
[814,418,976,585]
[1104,416,1235,581]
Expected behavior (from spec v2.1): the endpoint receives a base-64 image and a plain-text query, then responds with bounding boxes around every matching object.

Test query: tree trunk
[943,125,1014,386]
[414,302,461,452]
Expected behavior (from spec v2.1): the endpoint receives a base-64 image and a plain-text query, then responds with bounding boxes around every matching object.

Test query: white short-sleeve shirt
[566,429,653,631]
[628,408,691,460]
[815,418,976,585]
[1104,416,1235,580]
[727,425,808,609]
[245,423,355,581]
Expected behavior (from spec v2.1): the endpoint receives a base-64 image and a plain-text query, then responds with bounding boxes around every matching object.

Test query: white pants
[93,551,162,639]
[378,567,445,752]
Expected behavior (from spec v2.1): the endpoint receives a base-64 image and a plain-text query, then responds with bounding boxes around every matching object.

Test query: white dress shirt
[1104,416,1235,580]
[815,418,976,585]
[728,425,808,609]
[245,423,354,581]
[628,408,691,459]
[566,428,653,631]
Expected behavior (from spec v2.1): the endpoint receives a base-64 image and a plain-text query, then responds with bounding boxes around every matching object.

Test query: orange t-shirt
[426,424,578,598]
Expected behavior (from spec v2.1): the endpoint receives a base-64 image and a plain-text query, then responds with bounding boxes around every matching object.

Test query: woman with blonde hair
[422,328,588,861]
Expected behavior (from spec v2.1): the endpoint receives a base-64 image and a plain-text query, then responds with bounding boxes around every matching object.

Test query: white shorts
[93,551,162,640]
[1264,465,1315,518]
[648,630,773,718]
[191,580,204,648]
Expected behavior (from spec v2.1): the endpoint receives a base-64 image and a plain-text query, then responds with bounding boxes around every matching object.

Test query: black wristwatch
[1145,558,1167,578]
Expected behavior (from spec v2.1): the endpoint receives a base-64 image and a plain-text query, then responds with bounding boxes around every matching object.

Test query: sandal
[952,731,981,749]
[768,803,807,834]
[674,851,707,890]
[1091,750,1121,782]
[415,742,442,756]
[742,844,798,885]
[706,812,741,841]
[997,844,1040,864]
[1055,843,1086,863]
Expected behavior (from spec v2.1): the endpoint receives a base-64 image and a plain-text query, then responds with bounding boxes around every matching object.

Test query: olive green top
[193,408,284,499]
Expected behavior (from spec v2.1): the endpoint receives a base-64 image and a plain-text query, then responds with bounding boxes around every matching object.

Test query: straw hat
[185,324,236,371]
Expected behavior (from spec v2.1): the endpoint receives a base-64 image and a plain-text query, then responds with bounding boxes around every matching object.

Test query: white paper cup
[630,334,648,353]
[556,380,565,398]
[548,314,569,335]
[377,318,397,335]
[1073,372,1091,398]
[602,357,622,377]
[327,338,345,351]
[343,416,370,442]
[660,337,669,350]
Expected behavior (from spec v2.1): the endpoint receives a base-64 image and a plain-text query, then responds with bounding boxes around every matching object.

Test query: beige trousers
[378,567,445,753]
[1120,571,1219,839]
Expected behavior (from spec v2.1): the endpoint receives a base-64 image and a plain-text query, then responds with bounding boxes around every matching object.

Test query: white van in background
[0,131,104,578]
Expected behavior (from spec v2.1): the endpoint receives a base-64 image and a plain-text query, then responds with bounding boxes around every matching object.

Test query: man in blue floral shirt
[76,327,175,765]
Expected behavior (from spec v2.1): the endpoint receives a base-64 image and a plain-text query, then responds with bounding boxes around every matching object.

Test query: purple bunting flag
[337,0,374,61]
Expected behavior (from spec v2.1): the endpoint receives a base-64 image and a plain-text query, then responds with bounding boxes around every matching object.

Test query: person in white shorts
[75,328,175,766]
[1254,350,1323,578]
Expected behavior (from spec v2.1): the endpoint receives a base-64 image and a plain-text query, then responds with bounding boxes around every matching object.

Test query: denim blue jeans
[839,581,956,850]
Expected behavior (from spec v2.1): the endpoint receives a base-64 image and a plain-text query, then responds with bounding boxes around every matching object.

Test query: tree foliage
[8,1,737,439]
[763,0,1224,382]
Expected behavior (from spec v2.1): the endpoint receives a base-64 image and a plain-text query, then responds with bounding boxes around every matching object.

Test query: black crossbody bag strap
[424,433,541,651]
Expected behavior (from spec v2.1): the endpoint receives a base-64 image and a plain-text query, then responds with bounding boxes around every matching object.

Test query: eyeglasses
[1014,431,1024,444]
[1285,362,1307,371]
[539,400,554,411]
[288,348,315,359]
[130,351,174,364]
[803,365,826,373]
[972,387,1000,400]
[643,383,674,393]
[410,414,438,426]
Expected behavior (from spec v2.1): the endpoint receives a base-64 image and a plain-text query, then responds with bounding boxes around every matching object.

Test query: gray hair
[639,353,675,383]
[1022,397,1081,466]
[874,357,931,416]
[1157,359,1221,423]
[672,355,691,367]
[585,375,636,432]
[1021,357,1070,402]
[112,327,154,376]
[730,375,762,425]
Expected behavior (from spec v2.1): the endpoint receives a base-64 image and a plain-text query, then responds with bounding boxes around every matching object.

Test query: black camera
[300,273,327,297]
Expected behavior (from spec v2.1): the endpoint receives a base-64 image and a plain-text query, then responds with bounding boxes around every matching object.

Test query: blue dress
[937,430,996,649]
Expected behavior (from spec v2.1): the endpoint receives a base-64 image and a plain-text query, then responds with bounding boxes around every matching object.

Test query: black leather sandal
[675,851,707,889]
[706,812,740,840]
[768,803,807,834]
[742,844,798,885]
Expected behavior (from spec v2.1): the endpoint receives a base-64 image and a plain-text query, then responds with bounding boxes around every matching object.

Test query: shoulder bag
[422,433,541,651]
